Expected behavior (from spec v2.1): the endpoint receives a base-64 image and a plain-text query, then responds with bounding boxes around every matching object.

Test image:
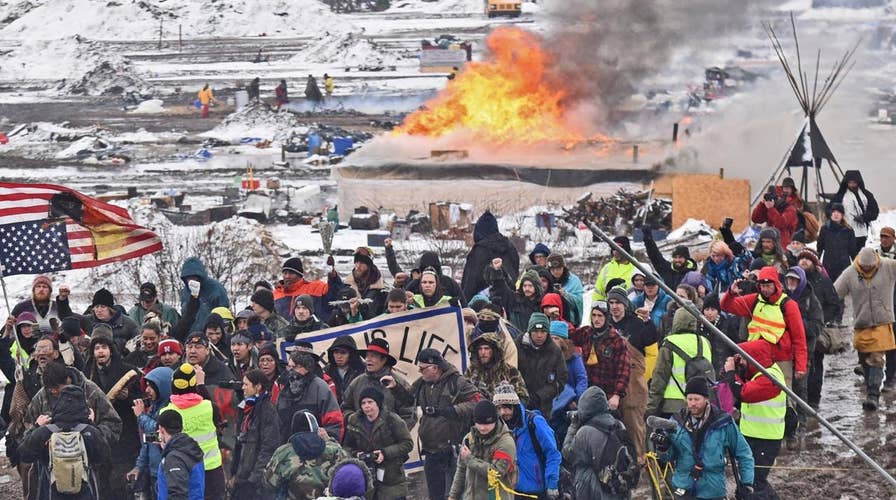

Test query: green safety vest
[161,400,222,470]
[739,363,787,440]
[663,333,712,400]
[747,295,788,345]
[412,294,451,309]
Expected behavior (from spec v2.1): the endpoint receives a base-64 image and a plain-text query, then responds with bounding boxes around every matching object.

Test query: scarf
[288,371,315,397]
[352,265,382,296]
[241,392,269,433]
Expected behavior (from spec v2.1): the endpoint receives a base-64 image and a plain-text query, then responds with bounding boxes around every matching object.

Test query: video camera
[358,451,378,466]
[763,186,777,203]
[646,416,677,453]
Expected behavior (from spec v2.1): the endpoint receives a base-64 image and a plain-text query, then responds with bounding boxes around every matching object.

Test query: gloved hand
[545,489,559,500]
[448,297,461,308]
[188,280,201,298]
[436,406,457,419]
[649,429,671,452]
[641,224,653,240]
[566,410,578,425]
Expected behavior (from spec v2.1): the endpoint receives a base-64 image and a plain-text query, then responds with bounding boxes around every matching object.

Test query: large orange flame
[397,26,609,147]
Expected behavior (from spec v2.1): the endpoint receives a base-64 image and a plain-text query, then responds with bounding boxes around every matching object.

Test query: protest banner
[277,304,467,470]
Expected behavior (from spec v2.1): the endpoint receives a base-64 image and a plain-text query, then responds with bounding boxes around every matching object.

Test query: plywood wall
[668,173,751,232]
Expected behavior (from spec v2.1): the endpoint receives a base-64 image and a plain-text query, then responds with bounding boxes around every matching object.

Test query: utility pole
[158,20,163,50]
[179,24,183,52]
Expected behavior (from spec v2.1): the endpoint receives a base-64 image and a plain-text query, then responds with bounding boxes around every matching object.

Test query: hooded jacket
[511,403,562,494]
[816,220,857,282]
[449,419,517,500]
[179,257,230,333]
[751,186,799,247]
[834,252,896,329]
[643,233,699,289]
[784,266,824,344]
[324,336,366,402]
[85,338,141,464]
[646,309,713,416]
[488,268,540,332]
[529,243,551,265]
[276,372,344,443]
[593,259,635,301]
[343,409,413,500]
[803,266,842,324]
[828,170,879,238]
[540,292,575,329]
[465,333,529,403]
[561,387,626,500]
[158,432,205,500]
[136,367,173,479]
[462,211,521,301]
[233,391,280,487]
[405,251,466,305]
[515,331,568,417]
[720,266,808,372]
[411,363,482,453]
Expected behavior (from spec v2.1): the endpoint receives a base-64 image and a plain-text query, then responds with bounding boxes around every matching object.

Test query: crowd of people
[0,173,891,500]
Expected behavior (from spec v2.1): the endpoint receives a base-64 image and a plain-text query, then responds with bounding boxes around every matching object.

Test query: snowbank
[388,0,485,14]
[129,99,166,114]
[1,0,350,40]
[296,31,405,69]
[201,105,309,142]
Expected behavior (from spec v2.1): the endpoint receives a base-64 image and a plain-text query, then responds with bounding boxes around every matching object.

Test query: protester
[229,369,279,499]
[276,345,344,442]
[817,203,858,282]
[515,313,568,418]
[10,275,72,335]
[286,295,330,340]
[751,181,800,247]
[156,410,206,500]
[197,84,215,118]
[129,366,174,500]
[264,411,348,499]
[828,170,879,248]
[546,253,584,322]
[128,282,181,329]
[125,320,163,370]
[84,288,140,354]
[462,210,520,300]
[570,301,630,411]
[323,335,365,403]
[341,339,417,431]
[593,236,636,300]
[180,257,230,333]
[448,400,517,500]
[464,332,528,403]
[251,289,291,339]
[643,226,698,289]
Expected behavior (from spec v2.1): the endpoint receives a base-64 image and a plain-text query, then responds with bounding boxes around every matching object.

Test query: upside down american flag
[0,182,162,276]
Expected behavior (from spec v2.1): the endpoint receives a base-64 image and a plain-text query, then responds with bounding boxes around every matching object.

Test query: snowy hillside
[0,0,350,39]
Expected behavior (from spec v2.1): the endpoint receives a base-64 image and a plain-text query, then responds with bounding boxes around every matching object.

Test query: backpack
[46,423,90,495]
[588,420,640,495]
[663,333,716,390]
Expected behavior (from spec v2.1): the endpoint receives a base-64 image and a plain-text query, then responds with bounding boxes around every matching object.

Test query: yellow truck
[485,0,522,18]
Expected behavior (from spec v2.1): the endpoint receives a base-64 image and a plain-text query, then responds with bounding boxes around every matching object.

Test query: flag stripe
[0,198,50,210]
[0,205,50,218]
[94,231,159,254]
[0,211,49,225]
[71,240,163,267]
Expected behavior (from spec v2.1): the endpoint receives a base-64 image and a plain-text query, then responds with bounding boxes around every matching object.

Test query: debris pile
[298,31,406,70]
[202,105,310,143]
[562,189,672,234]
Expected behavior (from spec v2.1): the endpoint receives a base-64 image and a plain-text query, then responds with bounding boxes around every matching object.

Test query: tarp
[277,304,466,471]
[786,116,837,168]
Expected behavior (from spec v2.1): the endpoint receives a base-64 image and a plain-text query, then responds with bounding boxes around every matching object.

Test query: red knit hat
[32,275,52,292]
[158,338,183,357]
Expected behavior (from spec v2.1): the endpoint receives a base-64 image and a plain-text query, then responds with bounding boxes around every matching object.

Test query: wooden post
[632,144,639,163]
[179,24,182,52]
[158,20,163,50]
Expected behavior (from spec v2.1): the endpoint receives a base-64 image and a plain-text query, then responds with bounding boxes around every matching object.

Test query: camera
[424,406,437,416]
[763,187,777,202]
[722,217,733,230]
[219,380,243,391]
[142,433,159,444]
[358,452,378,465]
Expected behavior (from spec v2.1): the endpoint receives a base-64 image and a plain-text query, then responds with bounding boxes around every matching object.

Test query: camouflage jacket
[464,333,529,404]
[263,438,348,500]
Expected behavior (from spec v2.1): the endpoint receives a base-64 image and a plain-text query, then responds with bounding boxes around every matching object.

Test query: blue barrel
[333,137,353,156]
[307,133,321,157]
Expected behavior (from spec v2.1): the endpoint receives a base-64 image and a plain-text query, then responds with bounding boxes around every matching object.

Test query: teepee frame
[752,13,860,212]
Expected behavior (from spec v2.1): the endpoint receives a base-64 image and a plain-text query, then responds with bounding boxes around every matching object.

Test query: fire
[397,26,611,147]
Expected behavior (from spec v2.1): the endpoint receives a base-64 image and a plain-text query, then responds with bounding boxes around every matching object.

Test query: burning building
[333,26,671,218]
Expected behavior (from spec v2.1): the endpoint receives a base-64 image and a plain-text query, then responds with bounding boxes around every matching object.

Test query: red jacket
[719,267,808,372]
[734,340,783,403]
[540,292,574,330]
[751,191,799,247]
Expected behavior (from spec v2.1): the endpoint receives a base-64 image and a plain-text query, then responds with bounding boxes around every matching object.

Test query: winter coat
[720,266,808,372]
[136,367,173,479]
[323,337,365,403]
[564,353,588,403]
[462,212,520,301]
[630,289,673,329]
[273,278,333,322]
[644,236,699,289]
[335,271,387,320]
[804,269,842,324]
[828,170,879,238]
[512,404,562,494]
[515,332,568,417]
[276,83,289,104]
[198,87,213,105]
[403,251,466,305]
[702,256,745,296]
[464,332,529,403]
[646,310,712,417]
[449,420,517,500]
[592,260,635,301]
[19,420,111,500]
[199,352,232,387]
[179,257,230,333]
[561,387,628,500]
[277,372,344,443]
[233,393,280,488]
[411,364,481,452]
[786,269,824,347]
[82,309,140,354]
[751,193,799,247]
[24,366,123,447]
[550,267,584,325]
[697,314,742,373]
[570,325,630,398]
[264,433,347,499]
[127,301,181,330]
[343,410,413,500]
[84,346,141,465]
[817,221,857,282]
[11,296,73,335]
[342,368,417,433]
[662,405,754,499]
[835,255,896,329]
[491,270,544,333]
[158,432,205,500]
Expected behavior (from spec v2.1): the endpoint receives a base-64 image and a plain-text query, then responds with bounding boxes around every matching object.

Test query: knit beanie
[257,342,279,361]
[92,288,115,308]
[702,293,721,312]
[253,280,273,291]
[612,235,632,255]
[157,410,183,433]
[172,363,197,394]
[331,463,367,498]
[549,320,568,339]
[294,294,315,312]
[250,288,276,313]
[290,411,319,435]
[606,286,631,310]
[358,386,385,410]
[685,376,710,398]
[248,323,272,342]
[672,245,690,259]
[32,275,53,293]
[473,400,498,424]
[282,257,304,277]
[492,383,520,407]
[61,316,83,339]
[527,313,550,333]
[158,338,183,357]
[758,227,779,243]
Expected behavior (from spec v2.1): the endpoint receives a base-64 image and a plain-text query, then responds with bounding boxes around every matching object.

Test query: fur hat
[250,288,275,313]
[492,383,520,407]
[92,288,115,309]
[546,254,566,270]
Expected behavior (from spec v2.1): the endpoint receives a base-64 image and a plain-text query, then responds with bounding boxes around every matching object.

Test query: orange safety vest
[747,295,788,344]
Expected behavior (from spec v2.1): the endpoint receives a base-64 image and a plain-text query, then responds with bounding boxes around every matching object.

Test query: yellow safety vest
[161,400,222,470]
[662,333,713,400]
[747,295,788,344]
[412,294,452,309]
[739,363,787,440]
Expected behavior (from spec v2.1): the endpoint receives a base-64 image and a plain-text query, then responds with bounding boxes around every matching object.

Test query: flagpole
[0,264,11,315]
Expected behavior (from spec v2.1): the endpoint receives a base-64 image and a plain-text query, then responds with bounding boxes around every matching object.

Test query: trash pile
[201,105,310,143]
[53,136,131,164]
[561,189,673,234]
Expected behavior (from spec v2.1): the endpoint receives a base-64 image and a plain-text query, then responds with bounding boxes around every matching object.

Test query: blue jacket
[179,257,230,333]
[566,354,588,401]
[662,406,754,498]
[513,405,562,493]
[136,367,173,477]
[562,272,584,325]
[631,289,673,328]
[157,433,205,500]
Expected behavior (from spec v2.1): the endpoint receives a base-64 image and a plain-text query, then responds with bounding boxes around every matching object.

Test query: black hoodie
[462,212,521,301]
[828,170,879,225]
[406,251,466,305]
[324,336,365,402]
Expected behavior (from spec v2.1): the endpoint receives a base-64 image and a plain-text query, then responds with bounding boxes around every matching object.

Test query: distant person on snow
[275,80,289,110]
[247,77,260,104]
[324,74,334,97]
[305,75,323,103]
[198,84,215,119]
